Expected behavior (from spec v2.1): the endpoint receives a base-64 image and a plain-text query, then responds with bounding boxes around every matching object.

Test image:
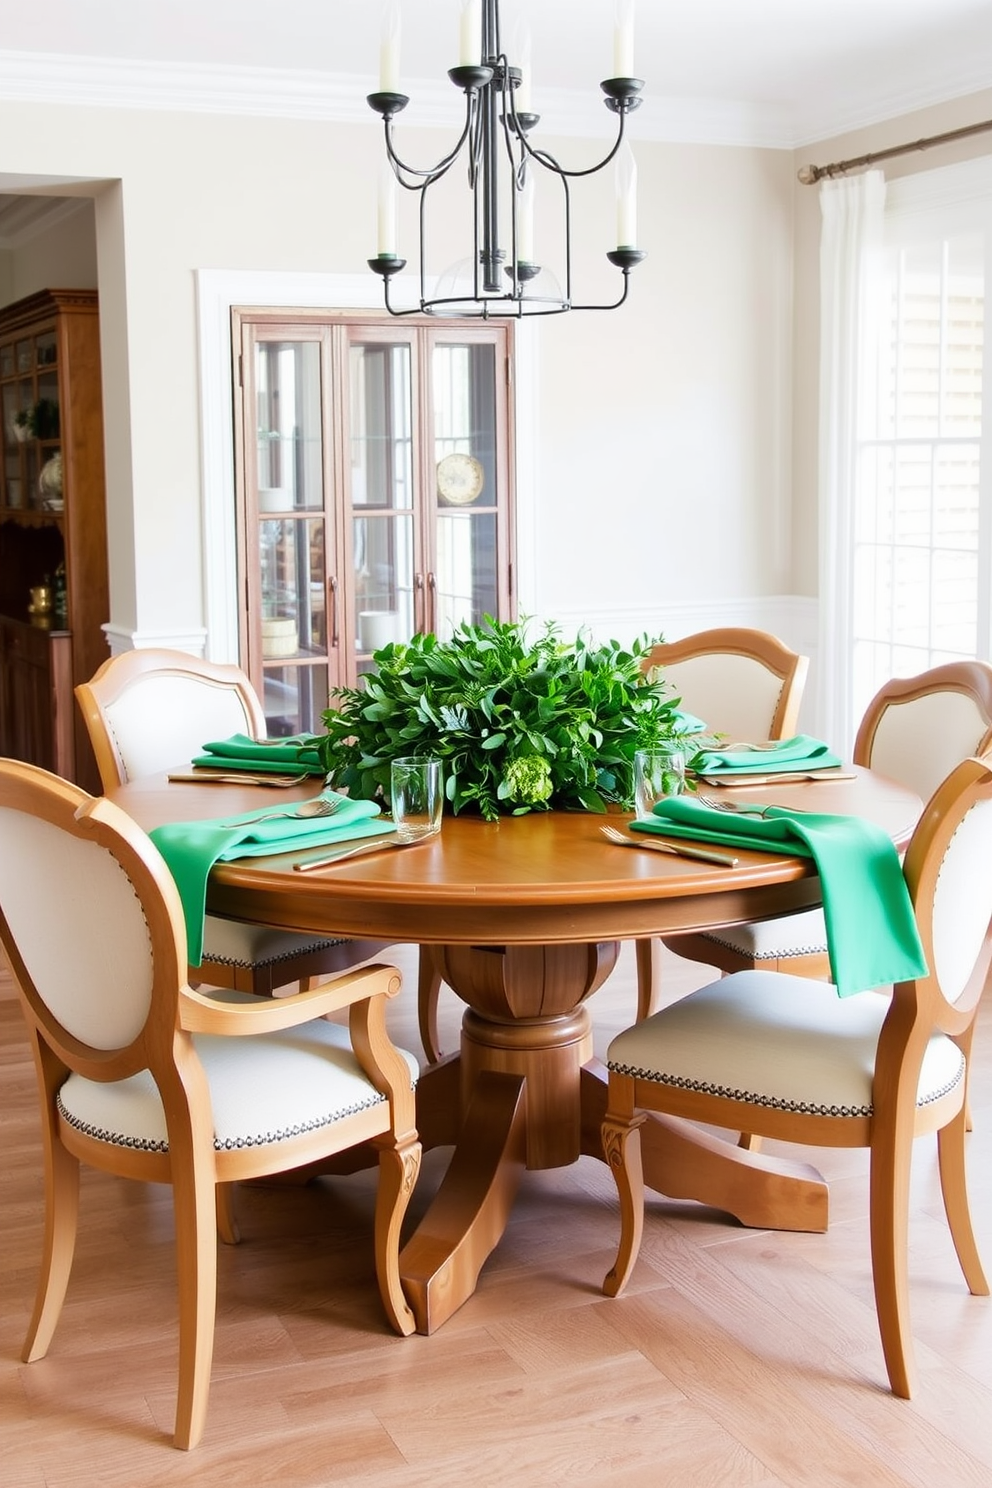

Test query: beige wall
[10,83,990,661]
[6,200,98,299]
[0,92,803,655]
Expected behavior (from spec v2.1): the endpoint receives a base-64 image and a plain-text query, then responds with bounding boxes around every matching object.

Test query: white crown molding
[0,50,796,146]
[2,46,985,153]
[793,72,992,150]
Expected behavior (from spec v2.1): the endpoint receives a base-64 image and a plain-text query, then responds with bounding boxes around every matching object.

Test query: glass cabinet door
[347,336,417,674]
[431,338,502,637]
[234,311,514,707]
[247,334,335,736]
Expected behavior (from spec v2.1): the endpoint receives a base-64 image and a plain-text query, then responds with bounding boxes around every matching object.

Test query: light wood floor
[2,940,992,1486]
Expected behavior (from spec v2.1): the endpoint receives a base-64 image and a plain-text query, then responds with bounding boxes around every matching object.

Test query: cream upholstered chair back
[0,763,185,1075]
[75,648,266,791]
[906,760,992,1012]
[641,627,809,741]
[855,661,992,806]
[0,809,159,1050]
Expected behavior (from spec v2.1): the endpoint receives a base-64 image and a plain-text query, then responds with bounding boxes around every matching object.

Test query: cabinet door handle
[414,572,425,634]
[328,575,338,649]
[426,571,437,637]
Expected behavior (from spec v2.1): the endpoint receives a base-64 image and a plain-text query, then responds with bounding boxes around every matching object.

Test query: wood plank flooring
[2,940,992,1485]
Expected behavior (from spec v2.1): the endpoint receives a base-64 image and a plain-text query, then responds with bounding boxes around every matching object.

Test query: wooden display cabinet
[0,289,109,792]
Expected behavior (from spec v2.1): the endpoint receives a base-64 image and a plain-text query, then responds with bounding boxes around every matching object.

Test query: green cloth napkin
[192,732,325,777]
[691,733,843,774]
[632,797,927,998]
[671,709,707,736]
[149,791,390,965]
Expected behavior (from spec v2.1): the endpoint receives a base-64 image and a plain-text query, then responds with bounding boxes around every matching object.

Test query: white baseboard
[102,623,208,658]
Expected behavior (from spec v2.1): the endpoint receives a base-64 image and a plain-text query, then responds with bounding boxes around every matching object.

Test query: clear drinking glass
[390,757,443,841]
[633,745,687,820]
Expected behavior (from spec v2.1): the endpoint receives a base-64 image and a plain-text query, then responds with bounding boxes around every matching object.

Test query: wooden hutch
[0,289,109,793]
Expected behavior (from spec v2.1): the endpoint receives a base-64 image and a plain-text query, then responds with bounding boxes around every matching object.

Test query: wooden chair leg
[373,1135,422,1337]
[171,1147,220,1450]
[215,1182,240,1246]
[417,947,445,1063]
[634,937,661,1021]
[937,1109,989,1296]
[868,1124,916,1399]
[23,1135,80,1362]
[602,1110,647,1298]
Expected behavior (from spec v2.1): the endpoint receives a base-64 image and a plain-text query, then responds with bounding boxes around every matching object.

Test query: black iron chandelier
[367,0,646,318]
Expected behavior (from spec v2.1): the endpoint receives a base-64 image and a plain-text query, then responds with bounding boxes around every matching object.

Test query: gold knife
[606,831,739,868]
[167,771,309,787]
[293,835,404,871]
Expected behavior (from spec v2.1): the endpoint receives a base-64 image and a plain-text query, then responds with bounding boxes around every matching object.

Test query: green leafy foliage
[310,615,684,821]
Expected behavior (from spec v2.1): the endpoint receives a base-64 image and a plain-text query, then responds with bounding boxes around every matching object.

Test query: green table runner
[191,732,325,776]
[150,792,390,965]
[632,797,926,997]
[691,734,843,775]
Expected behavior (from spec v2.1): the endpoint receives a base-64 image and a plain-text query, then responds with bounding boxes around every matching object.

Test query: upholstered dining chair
[665,660,992,986]
[0,759,421,1449]
[75,648,390,996]
[633,627,810,1019]
[602,754,992,1399]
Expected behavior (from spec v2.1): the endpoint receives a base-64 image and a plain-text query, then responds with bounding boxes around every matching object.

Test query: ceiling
[1,0,991,244]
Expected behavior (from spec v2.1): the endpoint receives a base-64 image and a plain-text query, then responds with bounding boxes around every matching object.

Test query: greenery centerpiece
[311,615,688,821]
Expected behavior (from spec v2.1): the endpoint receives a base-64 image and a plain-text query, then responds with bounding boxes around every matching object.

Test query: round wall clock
[436,451,485,506]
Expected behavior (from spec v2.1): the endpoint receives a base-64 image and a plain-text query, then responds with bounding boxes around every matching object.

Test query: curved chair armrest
[179,962,402,1034]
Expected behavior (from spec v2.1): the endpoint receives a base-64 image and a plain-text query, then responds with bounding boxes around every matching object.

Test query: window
[850,159,992,727]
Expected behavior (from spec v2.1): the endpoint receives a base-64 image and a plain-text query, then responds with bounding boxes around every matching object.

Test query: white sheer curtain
[816,169,886,755]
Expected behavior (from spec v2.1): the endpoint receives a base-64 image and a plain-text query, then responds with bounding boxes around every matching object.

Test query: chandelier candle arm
[366,0,646,318]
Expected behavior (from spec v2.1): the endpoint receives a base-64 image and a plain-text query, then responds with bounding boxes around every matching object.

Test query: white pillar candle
[377,166,397,256]
[613,0,635,78]
[517,171,535,263]
[460,0,482,65]
[379,2,401,93]
[616,143,637,248]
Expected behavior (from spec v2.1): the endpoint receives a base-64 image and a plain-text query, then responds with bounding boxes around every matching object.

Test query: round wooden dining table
[111,767,921,1334]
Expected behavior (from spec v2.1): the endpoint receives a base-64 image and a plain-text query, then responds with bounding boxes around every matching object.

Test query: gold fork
[696,791,809,816]
[599,824,738,867]
[220,796,343,828]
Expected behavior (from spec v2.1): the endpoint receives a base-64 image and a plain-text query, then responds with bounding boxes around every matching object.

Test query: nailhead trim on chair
[698,929,829,959]
[56,1087,394,1153]
[203,936,351,970]
[604,1058,965,1118]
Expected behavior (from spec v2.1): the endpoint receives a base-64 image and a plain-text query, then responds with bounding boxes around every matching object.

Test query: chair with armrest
[75,648,391,996]
[666,661,992,985]
[633,627,810,1019]
[602,753,992,1398]
[0,759,421,1448]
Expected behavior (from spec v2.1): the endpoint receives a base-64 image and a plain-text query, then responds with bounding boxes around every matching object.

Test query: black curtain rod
[797,117,992,185]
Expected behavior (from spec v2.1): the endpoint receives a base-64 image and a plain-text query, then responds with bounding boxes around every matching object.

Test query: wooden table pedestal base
[398,941,829,1334]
